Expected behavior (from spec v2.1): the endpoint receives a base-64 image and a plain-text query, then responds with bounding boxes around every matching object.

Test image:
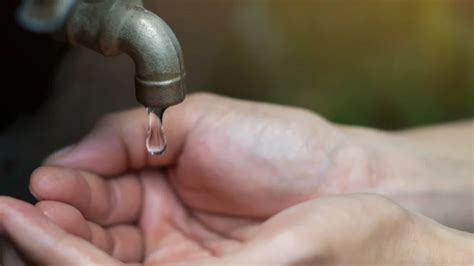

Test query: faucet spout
[119,6,186,108]
[59,0,186,109]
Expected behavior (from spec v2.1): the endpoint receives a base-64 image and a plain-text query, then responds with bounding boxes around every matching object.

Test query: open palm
[32,167,266,264]
[32,166,413,265]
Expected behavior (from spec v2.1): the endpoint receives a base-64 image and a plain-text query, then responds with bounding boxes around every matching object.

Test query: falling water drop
[146,107,167,156]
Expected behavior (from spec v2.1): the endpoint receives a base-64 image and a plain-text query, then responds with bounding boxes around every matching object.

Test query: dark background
[1,0,473,202]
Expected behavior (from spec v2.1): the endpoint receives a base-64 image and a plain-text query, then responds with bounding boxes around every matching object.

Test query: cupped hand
[39,93,375,218]
[29,93,470,264]
[25,93,378,264]
[2,191,469,265]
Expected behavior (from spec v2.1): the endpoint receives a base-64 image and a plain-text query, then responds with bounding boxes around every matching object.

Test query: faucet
[17,0,186,112]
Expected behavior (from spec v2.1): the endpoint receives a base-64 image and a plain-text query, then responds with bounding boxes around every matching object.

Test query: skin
[0,93,472,264]
[1,193,471,265]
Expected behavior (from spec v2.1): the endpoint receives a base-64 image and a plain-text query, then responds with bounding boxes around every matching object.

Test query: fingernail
[43,144,76,164]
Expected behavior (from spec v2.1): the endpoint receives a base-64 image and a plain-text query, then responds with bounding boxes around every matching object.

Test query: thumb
[43,93,214,177]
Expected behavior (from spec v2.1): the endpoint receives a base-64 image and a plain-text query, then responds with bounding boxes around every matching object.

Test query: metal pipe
[119,5,186,108]
[18,0,186,110]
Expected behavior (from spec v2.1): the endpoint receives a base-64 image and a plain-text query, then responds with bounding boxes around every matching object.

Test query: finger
[106,225,143,263]
[88,223,143,263]
[36,201,144,263]
[0,196,118,265]
[30,166,142,226]
[36,201,92,241]
[43,93,218,176]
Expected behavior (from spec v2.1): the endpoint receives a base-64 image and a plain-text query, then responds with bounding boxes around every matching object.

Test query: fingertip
[30,167,77,200]
[30,167,56,200]
[29,167,91,212]
[36,201,92,242]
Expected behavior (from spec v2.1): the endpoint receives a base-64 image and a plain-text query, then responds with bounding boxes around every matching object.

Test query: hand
[5,191,469,265]
[38,93,472,230]
[37,93,375,219]
[25,93,471,264]
[0,196,119,265]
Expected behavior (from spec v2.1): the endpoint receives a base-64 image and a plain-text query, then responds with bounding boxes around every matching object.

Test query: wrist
[404,213,473,263]
[338,125,473,231]
[336,125,433,192]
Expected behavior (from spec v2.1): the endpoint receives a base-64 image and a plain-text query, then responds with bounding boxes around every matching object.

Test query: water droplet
[146,108,167,156]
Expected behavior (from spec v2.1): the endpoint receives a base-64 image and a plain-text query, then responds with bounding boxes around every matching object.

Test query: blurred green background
[1,0,473,201]
[172,0,473,129]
